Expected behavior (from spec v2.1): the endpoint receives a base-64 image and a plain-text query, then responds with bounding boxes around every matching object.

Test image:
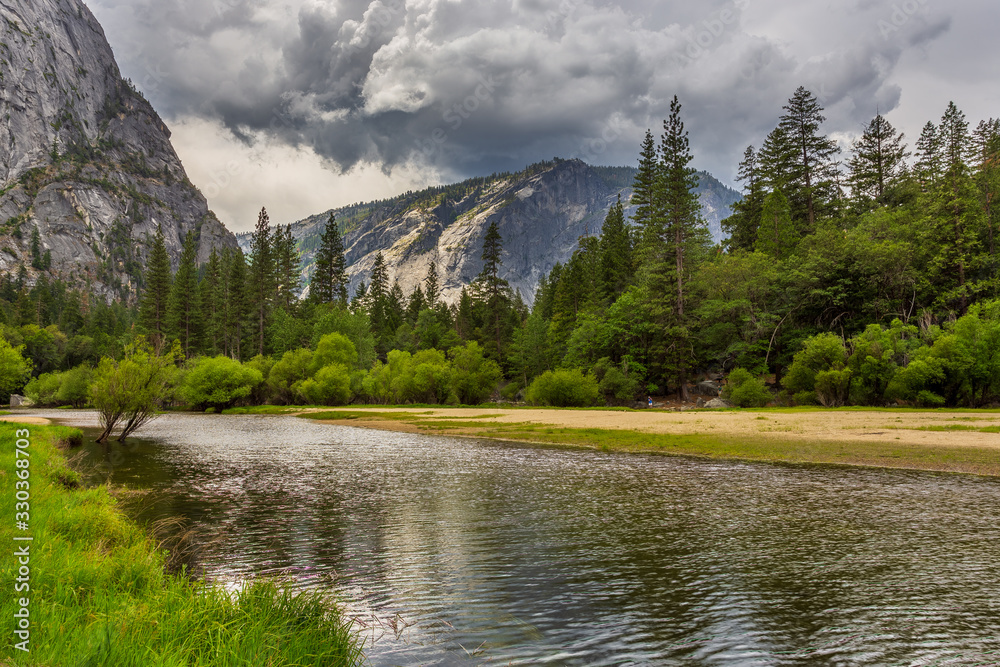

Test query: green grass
[0,422,363,665]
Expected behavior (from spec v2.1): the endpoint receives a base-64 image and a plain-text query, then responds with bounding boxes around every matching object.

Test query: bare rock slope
[0,0,236,299]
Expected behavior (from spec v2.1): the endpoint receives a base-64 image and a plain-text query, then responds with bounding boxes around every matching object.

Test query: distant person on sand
[648,396,653,407]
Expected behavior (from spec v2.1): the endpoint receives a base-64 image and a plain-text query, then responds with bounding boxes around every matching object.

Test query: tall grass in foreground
[0,422,362,666]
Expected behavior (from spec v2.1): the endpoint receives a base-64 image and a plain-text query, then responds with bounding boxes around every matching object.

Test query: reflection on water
[37,410,1000,666]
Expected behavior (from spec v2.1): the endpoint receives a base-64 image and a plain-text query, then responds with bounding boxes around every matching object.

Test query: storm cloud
[87,0,993,229]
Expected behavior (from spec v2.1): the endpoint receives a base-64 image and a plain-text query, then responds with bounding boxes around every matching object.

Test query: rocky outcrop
[266,159,741,305]
[0,0,237,301]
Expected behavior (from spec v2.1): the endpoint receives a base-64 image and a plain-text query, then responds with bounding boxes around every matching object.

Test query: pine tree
[274,225,301,310]
[405,285,426,324]
[974,119,1000,264]
[754,189,795,259]
[200,248,224,355]
[247,207,274,356]
[167,230,201,357]
[914,121,942,191]
[351,280,367,311]
[224,249,249,360]
[633,98,711,399]
[367,252,392,353]
[723,145,765,251]
[775,86,840,229]
[598,195,632,301]
[928,102,982,313]
[424,261,440,307]
[311,214,348,305]
[475,221,514,361]
[631,130,660,232]
[29,227,42,270]
[138,224,172,347]
[388,280,405,333]
[848,113,909,207]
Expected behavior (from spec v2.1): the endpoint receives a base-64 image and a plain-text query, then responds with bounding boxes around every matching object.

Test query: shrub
[179,356,264,411]
[267,349,313,405]
[784,333,848,403]
[25,372,62,406]
[0,335,32,401]
[722,368,772,408]
[448,342,502,405]
[312,333,358,371]
[56,365,93,407]
[814,368,852,407]
[297,364,352,406]
[407,349,451,404]
[526,369,599,407]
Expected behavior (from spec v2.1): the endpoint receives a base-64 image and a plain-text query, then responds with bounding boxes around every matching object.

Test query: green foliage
[525,368,599,407]
[56,364,92,407]
[25,371,61,406]
[449,341,502,405]
[267,348,314,405]
[783,333,848,398]
[721,368,772,408]
[180,356,264,411]
[592,357,645,404]
[0,334,32,400]
[89,339,177,442]
[312,332,359,370]
[138,224,172,344]
[298,363,353,406]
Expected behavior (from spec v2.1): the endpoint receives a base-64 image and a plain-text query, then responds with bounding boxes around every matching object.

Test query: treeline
[7,86,1000,411]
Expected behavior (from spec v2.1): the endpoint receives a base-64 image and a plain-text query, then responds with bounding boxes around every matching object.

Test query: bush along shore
[0,421,362,666]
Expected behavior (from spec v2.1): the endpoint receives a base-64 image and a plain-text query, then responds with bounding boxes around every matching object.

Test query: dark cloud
[87,0,987,220]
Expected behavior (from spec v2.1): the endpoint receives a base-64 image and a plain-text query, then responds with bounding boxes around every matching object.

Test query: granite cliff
[0,0,237,300]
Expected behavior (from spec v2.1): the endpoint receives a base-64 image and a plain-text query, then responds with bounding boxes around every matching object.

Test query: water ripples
[36,410,1000,666]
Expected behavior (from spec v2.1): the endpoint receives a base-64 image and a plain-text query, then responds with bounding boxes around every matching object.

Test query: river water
[37,411,1000,666]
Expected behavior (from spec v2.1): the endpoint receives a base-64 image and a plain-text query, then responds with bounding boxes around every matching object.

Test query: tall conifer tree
[167,230,200,356]
[848,114,909,206]
[139,223,172,348]
[248,207,274,356]
[599,195,632,301]
[312,214,349,305]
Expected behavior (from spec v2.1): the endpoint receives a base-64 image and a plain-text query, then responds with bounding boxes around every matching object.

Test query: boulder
[696,380,721,396]
[704,398,733,409]
[9,394,33,408]
[696,397,705,408]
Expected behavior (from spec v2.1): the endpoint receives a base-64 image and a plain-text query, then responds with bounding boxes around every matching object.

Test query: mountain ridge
[240,159,741,304]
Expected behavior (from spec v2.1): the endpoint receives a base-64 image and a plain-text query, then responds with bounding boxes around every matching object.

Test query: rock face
[0,0,237,300]
[260,159,741,305]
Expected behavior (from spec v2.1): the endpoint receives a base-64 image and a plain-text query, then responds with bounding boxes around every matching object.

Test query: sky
[87,0,999,233]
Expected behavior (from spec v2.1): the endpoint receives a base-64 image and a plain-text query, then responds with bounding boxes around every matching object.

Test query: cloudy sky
[87,0,998,232]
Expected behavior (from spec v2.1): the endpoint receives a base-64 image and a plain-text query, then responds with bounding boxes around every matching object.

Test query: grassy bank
[291,407,1000,477]
[0,422,362,666]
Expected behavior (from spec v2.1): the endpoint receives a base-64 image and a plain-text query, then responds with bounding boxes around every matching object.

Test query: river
[36,410,1000,666]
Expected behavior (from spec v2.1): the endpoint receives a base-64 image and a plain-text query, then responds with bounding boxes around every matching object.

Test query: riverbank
[280,406,1000,476]
[0,421,362,666]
